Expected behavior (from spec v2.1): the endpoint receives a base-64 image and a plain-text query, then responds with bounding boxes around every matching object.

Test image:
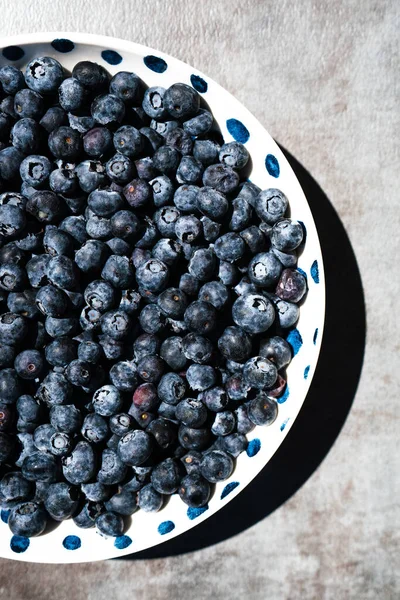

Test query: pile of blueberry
[0,56,306,539]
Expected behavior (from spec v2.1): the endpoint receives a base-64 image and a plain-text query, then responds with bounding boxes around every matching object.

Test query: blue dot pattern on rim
[280,418,290,431]
[313,327,319,345]
[265,154,280,178]
[51,39,74,53]
[226,118,250,144]
[221,481,239,499]
[304,365,310,379]
[10,535,30,553]
[1,509,10,523]
[114,535,132,549]
[143,55,168,73]
[277,385,289,404]
[158,520,175,535]
[187,506,209,520]
[246,438,261,457]
[2,46,24,61]
[62,535,81,550]
[310,259,320,284]
[190,74,208,93]
[297,267,308,282]
[101,50,123,66]
[286,328,303,356]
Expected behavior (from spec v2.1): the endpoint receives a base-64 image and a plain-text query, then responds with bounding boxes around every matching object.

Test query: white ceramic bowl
[0,32,325,563]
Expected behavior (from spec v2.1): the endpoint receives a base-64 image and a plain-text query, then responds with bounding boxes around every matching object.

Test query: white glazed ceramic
[0,33,325,563]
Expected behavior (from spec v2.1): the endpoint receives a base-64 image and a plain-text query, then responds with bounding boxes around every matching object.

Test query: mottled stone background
[0,0,399,598]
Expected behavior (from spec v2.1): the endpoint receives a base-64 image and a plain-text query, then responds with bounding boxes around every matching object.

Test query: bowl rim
[0,31,326,563]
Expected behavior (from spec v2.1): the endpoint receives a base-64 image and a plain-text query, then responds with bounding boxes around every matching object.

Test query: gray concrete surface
[0,0,399,598]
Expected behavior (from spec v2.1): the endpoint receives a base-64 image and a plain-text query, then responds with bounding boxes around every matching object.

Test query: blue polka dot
[313,328,319,345]
[246,438,261,457]
[221,481,239,499]
[310,260,320,284]
[51,39,74,53]
[226,118,249,143]
[280,418,290,431]
[2,46,24,61]
[1,509,10,523]
[144,55,168,73]
[158,520,175,535]
[297,267,308,282]
[62,535,81,550]
[187,506,209,520]
[10,535,29,553]
[304,365,310,379]
[190,74,208,93]
[102,50,123,66]
[114,535,132,549]
[277,385,289,404]
[286,328,303,356]
[265,154,280,178]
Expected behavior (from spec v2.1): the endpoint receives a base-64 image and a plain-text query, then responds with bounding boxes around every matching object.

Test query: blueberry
[183,109,213,136]
[156,372,185,405]
[24,56,63,94]
[139,304,165,334]
[176,156,204,185]
[11,118,42,154]
[22,451,59,482]
[131,384,157,413]
[271,219,303,252]
[152,145,180,174]
[62,441,97,485]
[74,240,109,274]
[180,450,202,475]
[72,61,109,91]
[137,355,165,384]
[178,473,210,508]
[0,147,25,180]
[179,273,200,297]
[229,197,253,232]
[186,364,216,392]
[50,404,82,433]
[201,216,221,243]
[110,360,138,392]
[178,425,211,451]
[147,175,173,208]
[35,371,72,406]
[81,413,109,444]
[182,333,213,364]
[0,368,22,403]
[0,206,27,240]
[110,210,140,242]
[105,489,137,516]
[40,106,68,133]
[96,511,124,537]
[44,482,80,521]
[160,336,187,371]
[225,374,250,401]
[0,345,16,370]
[84,279,116,312]
[0,432,15,463]
[112,125,143,159]
[65,359,92,387]
[220,432,248,457]
[92,384,122,416]
[75,160,107,193]
[201,386,229,412]
[214,233,246,263]
[259,336,292,370]
[150,119,179,138]
[97,449,127,485]
[151,238,181,266]
[211,411,236,436]
[85,215,111,240]
[218,326,252,362]
[83,126,113,157]
[151,458,182,494]
[0,312,28,345]
[108,413,133,437]
[247,393,278,426]
[275,268,307,303]
[118,289,141,315]
[105,154,134,185]
[0,471,33,505]
[81,482,112,502]
[175,398,207,428]
[197,281,229,311]
[101,309,132,340]
[8,502,47,536]
[200,450,233,483]
[60,215,88,245]
[48,126,82,160]
[142,86,167,119]
[1,95,18,119]
[193,139,220,166]
[202,164,239,194]
[77,341,102,366]
[136,258,169,293]
[73,501,104,529]
[274,298,299,328]
[147,418,177,450]
[15,395,39,425]
[247,252,282,288]
[183,300,217,336]
[57,76,87,111]
[137,483,163,512]
[254,188,288,224]
[219,141,249,169]
[42,226,73,259]
[117,430,153,466]
[197,187,229,221]
[49,432,71,456]
[188,248,216,282]
[0,65,24,94]
[102,255,135,288]
[243,356,277,390]
[164,83,200,119]
[140,125,164,152]
[232,293,275,334]
[0,262,26,292]
[14,349,43,380]
[240,225,266,254]
[173,185,199,212]
[109,70,141,103]
[14,89,44,119]
[91,94,125,125]
[87,188,124,217]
